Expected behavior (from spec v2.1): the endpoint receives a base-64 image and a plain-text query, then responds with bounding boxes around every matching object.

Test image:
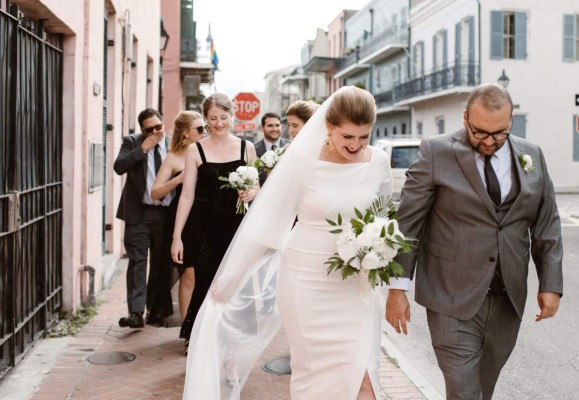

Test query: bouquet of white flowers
[218,165,259,214]
[254,147,285,174]
[325,196,415,288]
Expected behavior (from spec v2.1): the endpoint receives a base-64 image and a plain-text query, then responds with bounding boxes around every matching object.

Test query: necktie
[484,155,501,206]
[271,144,277,151]
[154,144,162,174]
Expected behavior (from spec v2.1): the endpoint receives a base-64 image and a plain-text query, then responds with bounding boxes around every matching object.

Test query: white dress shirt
[264,139,281,152]
[143,137,172,206]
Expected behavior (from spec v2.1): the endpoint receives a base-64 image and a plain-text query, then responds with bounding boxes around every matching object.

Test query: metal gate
[0,2,63,377]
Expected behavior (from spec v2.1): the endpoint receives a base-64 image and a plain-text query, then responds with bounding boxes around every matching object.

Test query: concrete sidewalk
[0,259,435,399]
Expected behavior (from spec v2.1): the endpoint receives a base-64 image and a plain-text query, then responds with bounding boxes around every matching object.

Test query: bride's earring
[324,134,334,154]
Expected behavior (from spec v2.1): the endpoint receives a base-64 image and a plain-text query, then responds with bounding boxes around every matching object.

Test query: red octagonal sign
[233,92,260,121]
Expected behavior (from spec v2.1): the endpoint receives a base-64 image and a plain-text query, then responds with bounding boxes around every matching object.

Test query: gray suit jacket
[254,138,289,157]
[395,130,563,320]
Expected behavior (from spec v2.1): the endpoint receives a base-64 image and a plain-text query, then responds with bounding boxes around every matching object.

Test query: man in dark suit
[386,84,563,399]
[254,112,289,157]
[114,108,172,328]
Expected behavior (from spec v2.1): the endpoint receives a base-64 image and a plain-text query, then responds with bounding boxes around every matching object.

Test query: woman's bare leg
[357,371,377,400]
[178,267,195,319]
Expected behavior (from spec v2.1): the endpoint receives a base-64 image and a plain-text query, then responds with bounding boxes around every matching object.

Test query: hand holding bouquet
[218,165,259,214]
[254,147,285,174]
[325,196,416,288]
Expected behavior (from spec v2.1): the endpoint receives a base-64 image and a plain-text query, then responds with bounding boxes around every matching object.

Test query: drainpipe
[83,265,96,307]
[477,0,481,84]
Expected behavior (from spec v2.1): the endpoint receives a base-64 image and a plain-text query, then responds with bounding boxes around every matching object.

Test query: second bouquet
[218,165,259,214]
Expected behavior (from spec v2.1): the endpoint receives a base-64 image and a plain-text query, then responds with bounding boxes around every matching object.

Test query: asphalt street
[382,193,579,400]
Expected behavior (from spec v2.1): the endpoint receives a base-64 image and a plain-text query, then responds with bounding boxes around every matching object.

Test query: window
[433,30,447,70]
[393,126,398,135]
[401,123,407,135]
[376,127,381,138]
[416,121,423,136]
[413,41,424,77]
[511,114,526,138]
[490,11,527,60]
[384,127,389,136]
[436,117,445,135]
[563,14,579,61]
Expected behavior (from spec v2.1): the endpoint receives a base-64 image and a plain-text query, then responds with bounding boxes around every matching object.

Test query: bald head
[465,83,513,115]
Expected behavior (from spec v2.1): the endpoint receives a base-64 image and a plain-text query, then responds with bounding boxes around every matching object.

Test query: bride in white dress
[183,86,399,400]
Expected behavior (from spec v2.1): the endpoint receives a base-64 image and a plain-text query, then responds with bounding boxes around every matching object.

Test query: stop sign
[233,92,260,121]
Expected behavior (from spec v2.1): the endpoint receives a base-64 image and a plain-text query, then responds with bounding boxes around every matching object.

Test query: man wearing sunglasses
[114,108,172,328]
[386,83,563,399]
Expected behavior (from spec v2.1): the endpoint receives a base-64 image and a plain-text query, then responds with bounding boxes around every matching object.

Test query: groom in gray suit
[386,83,563,399]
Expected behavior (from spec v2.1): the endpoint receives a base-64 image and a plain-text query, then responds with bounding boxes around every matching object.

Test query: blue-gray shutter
[433,35,437,70]
[563,14,575,61]
[490,11,503,59]
[468,16,475,64]
[443,30,448,69]
[514,12,527,59]
[455,22,462,65]
[574,114,579,161]
[420,41,425,76]
[511,114,526,138]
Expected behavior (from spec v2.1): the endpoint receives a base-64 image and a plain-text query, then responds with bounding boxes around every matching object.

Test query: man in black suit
[254,112,289,157]
[114,108,172,328]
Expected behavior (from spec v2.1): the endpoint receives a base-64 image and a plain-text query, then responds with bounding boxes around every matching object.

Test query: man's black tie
[484,155,501,206]
[154,144,162,174]
[271,144,277,151]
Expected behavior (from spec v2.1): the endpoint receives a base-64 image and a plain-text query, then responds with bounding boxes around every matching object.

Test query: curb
[381,333,444,400]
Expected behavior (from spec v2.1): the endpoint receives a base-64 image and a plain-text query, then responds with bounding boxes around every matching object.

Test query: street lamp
[497,69,510,88]
[159,18,170,115]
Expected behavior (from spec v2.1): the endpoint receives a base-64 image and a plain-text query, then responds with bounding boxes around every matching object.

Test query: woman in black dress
[149,111,206,325]
[171,93,258,353]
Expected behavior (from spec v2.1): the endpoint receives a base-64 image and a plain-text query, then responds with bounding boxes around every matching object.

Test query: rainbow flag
[207,24,219,71]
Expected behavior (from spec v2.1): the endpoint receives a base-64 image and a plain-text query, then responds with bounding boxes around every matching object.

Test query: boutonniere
[518,153,535,173]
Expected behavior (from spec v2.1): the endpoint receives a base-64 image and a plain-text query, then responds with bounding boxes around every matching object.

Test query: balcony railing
[374,90,394,108]
[336,31,408,72]
[394,62,479,102]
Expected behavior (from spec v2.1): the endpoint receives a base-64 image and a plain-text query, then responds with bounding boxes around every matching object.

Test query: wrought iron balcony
[394,63,479,102]
[374,90,394,108]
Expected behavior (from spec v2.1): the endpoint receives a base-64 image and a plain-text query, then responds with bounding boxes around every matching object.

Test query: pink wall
[160,1,183,134]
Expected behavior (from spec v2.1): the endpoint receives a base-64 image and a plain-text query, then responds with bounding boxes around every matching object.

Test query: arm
[386,139,437,334]
[113,132,162,175]
[171,145,199,264]
[151,153,184,200]
[530,147,563,321]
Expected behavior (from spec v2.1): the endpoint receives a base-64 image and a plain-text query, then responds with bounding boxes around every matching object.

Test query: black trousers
[123,205,167,314]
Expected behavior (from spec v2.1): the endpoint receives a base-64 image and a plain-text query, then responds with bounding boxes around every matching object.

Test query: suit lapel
[137,135,148,183]
[501,137,529,224]
[451,130,498,220]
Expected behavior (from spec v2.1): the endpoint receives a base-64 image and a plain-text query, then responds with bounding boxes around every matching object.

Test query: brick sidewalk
[26,259,425,399]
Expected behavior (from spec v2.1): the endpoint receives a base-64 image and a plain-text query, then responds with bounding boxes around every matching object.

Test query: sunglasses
[192,126,205,134]
[143,124,164,134]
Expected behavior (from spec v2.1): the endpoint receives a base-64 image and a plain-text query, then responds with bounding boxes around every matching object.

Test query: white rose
[372,238,389,254]
[522,154,533,169]
[261,151,279,168]
[229,172,242,186]
[337,238,358,264]
[379,245,399,263]
[356,232,373,249]
[361,251,381,270]
[246,166,259,182]
[363,222,383,239]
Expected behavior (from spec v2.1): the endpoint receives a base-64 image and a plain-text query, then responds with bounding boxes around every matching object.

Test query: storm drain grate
[261,358,292,375]
[87,352,136,365]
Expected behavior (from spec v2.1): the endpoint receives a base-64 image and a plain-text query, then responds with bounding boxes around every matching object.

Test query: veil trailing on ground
[183,89,346,399]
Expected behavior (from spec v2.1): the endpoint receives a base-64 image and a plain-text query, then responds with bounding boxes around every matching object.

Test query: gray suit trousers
[427,292,521,400]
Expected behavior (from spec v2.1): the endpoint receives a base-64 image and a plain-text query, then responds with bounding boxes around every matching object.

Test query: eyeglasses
[192,126,205,134]
[143,123,164,134]
[465,114,510,141]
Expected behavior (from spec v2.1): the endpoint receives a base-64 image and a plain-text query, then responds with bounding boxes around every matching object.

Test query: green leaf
[329,229,343,234]
[337,213,343,226]
[354,208,363,219]
[326,218,337,226]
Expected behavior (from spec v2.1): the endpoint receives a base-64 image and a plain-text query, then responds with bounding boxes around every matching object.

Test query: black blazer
[114,134,170,224]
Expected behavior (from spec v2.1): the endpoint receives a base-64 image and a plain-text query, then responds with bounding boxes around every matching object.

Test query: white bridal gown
[277,148,392,400]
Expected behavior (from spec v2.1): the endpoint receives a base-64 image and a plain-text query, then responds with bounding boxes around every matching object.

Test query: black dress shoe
[118,312,144,328]
[145,315,165,327]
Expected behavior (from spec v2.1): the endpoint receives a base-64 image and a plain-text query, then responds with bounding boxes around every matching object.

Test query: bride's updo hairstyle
[201,92,234,119]
[325,86,377,127]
